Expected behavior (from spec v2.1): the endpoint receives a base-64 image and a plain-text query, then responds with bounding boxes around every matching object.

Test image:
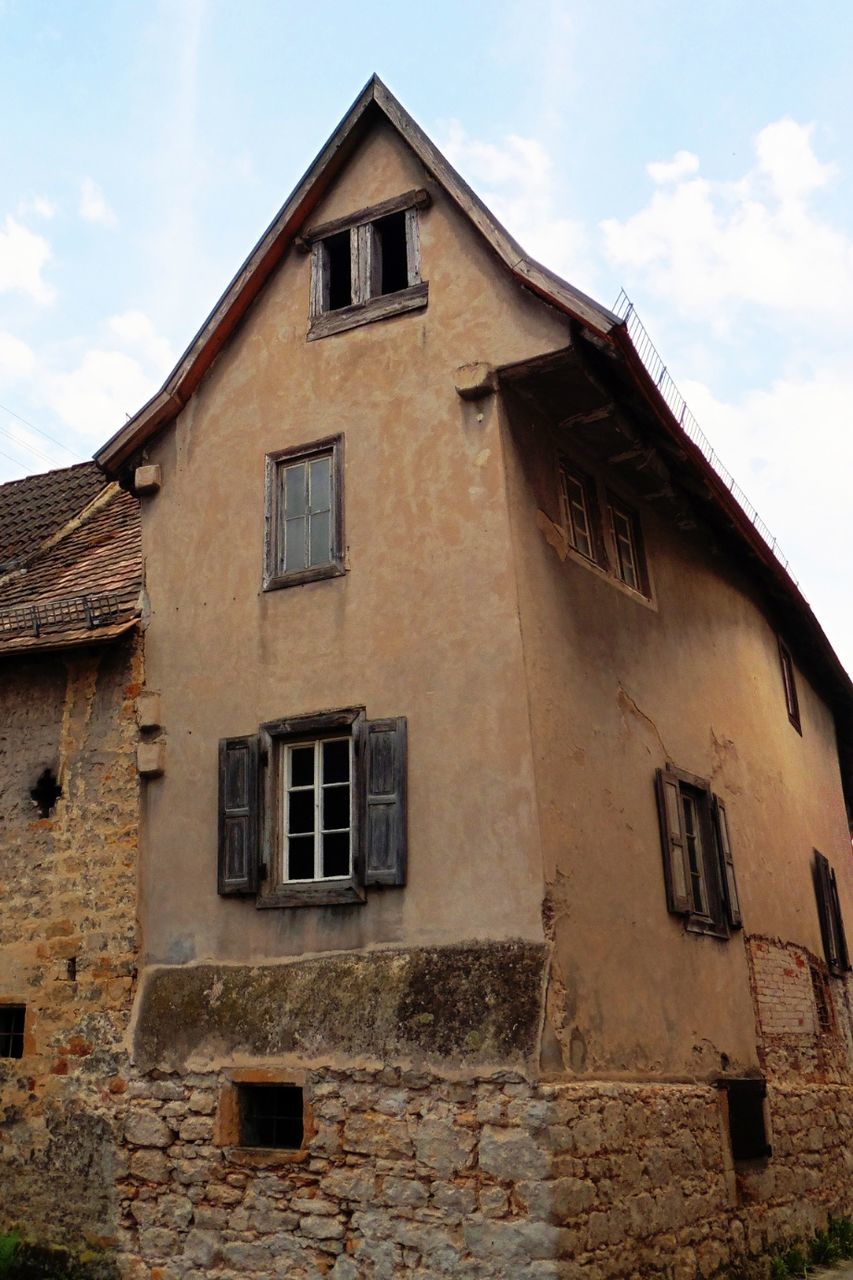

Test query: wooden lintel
[303,188,432,244]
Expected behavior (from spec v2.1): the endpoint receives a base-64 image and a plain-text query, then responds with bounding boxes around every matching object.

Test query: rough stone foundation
[114,1067,853,1280]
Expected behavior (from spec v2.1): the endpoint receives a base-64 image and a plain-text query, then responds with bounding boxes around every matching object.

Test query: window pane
[288,789,314,835]
[323,739,350,784]
[323,831,350,878]
[284,517,307,572]
[308,510,331,567]
[283,462,307,516]
[323,784,350,831]
[288,836,315,880]
[309,457,331,513]
[290,746,314,788]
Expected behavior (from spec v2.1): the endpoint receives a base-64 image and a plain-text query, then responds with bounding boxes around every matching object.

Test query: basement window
[723,1078,772,1162]
[31,768,61,818]
[238,1084,304,1150]
[0,1006,25,1059]
[306,189,429,339]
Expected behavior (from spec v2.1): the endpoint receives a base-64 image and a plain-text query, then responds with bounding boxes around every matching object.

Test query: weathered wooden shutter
[712,795,743,929]
[363,718,407,886]
[815,851,850,974]
[655,768,691,915]
[218,736,260,896]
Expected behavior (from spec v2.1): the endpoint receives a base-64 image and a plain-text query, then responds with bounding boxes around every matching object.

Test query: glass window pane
[323,831,350,879]
[323,784,350,831]
[283,462,307,516]
[309,456,331,514]
[290,746,314,787]
[308,510,331,567]
[288,789,314,835]
[288,836,315,880]
[323,739,350,784]
[284,517,307,572]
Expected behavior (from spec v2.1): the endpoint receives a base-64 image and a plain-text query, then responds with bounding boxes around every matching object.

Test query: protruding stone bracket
[137,741,166,778]
[454,363,497,401]
[136,691,162,732]
[134,464,162,495]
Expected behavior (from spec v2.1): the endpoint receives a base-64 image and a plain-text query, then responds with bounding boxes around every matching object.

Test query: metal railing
[612,290,797,585]
[0,591,122,638]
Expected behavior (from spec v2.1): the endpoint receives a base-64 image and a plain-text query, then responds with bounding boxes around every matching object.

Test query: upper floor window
[304,189,430,340]
[563,467,599,564]
[263,435,344,591]
[814,851,850,976]
[778,638,802,734]
[559,462,650,598]
[608,495,647,593]
[655,765,742,938]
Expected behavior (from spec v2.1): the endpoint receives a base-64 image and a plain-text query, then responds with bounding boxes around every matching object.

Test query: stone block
[414,1117,475,1176]
[478,1125,550,1181]
[134,464,162,494]
[125,1111,174,1148]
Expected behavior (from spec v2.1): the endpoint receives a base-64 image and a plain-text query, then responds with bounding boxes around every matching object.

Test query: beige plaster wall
[503,413,852,1078]
[138,120,571,965]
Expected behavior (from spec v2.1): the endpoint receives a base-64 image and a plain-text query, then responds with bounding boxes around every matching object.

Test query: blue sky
[0,0,851,668]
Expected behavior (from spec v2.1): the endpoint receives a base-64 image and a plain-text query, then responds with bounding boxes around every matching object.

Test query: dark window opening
[810,963,834,1033]
[0,1006,25,1059]
[814,851,850,976]
[778,638,801,733]
[325,231,352,311]
[724,1078,771,1161]
[374,211,409,295]
[238,1083,304,1149]
[31,768,61,818]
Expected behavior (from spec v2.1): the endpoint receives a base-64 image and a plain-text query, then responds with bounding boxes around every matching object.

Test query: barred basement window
[723,1078,771,1162]
[0,1005,25,1059]
[238,1084,304,1150]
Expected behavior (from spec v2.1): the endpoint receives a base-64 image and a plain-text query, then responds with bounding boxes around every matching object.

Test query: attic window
[306,188,429,340]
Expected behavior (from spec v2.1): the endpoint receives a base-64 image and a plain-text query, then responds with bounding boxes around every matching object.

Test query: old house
[0,463,141,1244]
[2,74,852,1277]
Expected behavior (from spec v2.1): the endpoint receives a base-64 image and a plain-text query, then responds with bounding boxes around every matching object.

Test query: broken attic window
[238,1083,304,1149]
[31,768,61,818]
[374,210,409,295]
[324,230,352,312]
[0,1006,25,1059]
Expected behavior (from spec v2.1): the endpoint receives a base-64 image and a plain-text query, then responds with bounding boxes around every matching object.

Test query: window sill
[308,281,428,341]
[686,918,730,941]
[257,882,366,909]
[263,561,346,592]
[564,542,657,610]
[222,1145,309,1167]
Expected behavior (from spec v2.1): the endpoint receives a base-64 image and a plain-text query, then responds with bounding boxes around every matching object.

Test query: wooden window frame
[557,453,653,601]
[814,850,850,977]
[777,638,802,734]
[305,189,429,340]
[258,707,366,909]
[216,1068,315,1166]
[560,464,607,567]
[606,492,649,596]
[263,434,345,592]
[656,765,742,939]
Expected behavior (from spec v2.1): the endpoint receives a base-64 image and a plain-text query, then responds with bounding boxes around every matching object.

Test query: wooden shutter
[363,718,407,886]
[310,242,329,317]
[218,736,260,896]
[713,795,743,929]
[815,851,850,974]
[655,768,691,915]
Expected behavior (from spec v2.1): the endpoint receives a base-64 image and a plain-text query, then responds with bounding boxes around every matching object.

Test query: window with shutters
[777,638,802,734]
[218,707,407,908]
[813,850,850,977]
[263,435,344,591]
[655,765,742,938]
[304,189,429,341]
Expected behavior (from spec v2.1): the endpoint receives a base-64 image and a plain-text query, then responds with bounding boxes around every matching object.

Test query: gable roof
[0,460,105,573]
[95,74,619,474]
[0,465,141,656]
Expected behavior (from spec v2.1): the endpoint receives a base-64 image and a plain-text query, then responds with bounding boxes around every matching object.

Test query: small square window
[778,638,801,734]
[264,435,344,591]
[0,1005,25,1059]
[723,1078,771,1162]
[238,1083,304,1150]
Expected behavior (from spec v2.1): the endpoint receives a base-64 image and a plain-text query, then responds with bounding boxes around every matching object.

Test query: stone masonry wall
[115,1065,853,1280]
[0,636,141,1242]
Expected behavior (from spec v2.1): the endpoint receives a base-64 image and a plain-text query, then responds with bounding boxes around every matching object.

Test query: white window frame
[282,736,353,885]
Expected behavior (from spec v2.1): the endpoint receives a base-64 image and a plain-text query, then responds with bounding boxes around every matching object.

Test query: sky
[0,0,851,670]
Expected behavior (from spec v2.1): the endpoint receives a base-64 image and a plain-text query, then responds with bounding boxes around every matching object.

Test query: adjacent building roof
[0,465,141,656]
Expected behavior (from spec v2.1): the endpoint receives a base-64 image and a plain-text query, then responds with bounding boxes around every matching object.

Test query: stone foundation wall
[115,1065,853,1280]
[0,636,141,1241]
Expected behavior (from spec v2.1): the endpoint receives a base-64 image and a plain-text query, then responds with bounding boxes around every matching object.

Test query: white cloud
[601,119,853,324]
[0,215,55,304]
[79,177,117,229]
[0,332,36,382]
[439,120,591,288]
[17,195,56,220]
[647,150,700,185]
[108,310,174,372]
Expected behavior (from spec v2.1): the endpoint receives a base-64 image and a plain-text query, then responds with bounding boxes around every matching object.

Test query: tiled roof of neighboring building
[0,464,141,656]
[0,460,105,573]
